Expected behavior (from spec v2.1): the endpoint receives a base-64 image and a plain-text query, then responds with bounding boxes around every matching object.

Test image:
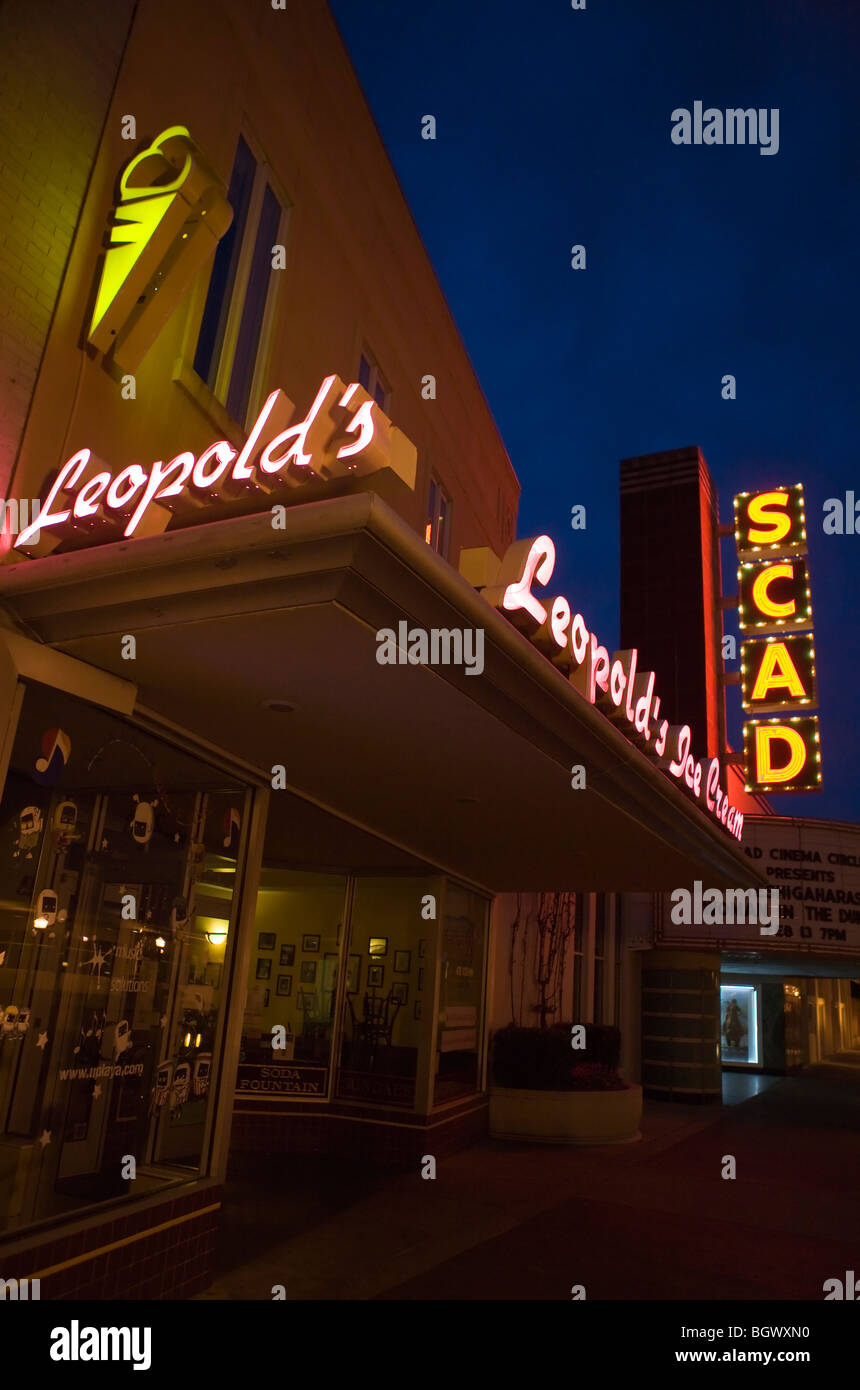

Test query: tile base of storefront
[229,1097,489,1173]
[0,1179,222,1300]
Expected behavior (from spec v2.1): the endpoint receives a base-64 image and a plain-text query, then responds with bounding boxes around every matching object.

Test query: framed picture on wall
[322,953,338,988]
[204,961,222,989]
[418,938,426,958]
[257,932,276,951]
[367,964,384,988]
[302,934,320,953]
[255,958,272,980]
[263,989,270,1007]
[392,982,408,1004]
[277,975,292,997]
[394,950,411,973]
[369,937,388,957]
[346,954,361,993]
[413,1000,422,1021]
[280,944,295,967]
[300,961,317,985]
[417,967,424,991]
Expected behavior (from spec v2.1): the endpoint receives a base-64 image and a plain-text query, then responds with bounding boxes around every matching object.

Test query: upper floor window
[193,135,286,426]
[426,476,452,559]
[357,351,391,412]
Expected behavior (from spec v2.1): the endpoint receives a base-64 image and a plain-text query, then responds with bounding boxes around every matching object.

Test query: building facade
[0,0,765,1299]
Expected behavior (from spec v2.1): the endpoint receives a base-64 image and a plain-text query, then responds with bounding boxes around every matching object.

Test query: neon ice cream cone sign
[87,125,233,367]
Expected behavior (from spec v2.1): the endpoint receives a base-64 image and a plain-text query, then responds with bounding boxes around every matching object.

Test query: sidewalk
[199,1066,860,1301]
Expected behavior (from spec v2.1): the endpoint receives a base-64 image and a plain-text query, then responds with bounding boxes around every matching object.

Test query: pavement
[198,1055,860,1301]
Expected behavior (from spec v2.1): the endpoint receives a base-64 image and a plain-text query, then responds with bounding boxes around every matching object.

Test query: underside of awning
[0,494,767,893]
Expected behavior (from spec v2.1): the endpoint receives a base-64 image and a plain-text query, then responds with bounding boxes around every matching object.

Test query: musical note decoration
[33,728,71,786]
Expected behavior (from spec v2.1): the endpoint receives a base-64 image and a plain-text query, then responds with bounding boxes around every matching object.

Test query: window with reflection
[593,895,607,1023]
[336,877,435,1108]
[0,682,248,1234]
[433,883,489,1105]
[240,870,347,1096]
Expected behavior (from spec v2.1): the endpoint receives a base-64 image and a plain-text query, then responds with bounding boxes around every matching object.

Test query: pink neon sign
[14,374,416,552]
[484,535,744,841]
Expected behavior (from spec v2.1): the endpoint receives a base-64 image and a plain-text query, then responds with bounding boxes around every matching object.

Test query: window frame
[357,350,391,414]
[194,131,290,430]
[426,475,453,559]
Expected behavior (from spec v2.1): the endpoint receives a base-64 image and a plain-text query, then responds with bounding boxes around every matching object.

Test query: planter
[489,1083,642,1145]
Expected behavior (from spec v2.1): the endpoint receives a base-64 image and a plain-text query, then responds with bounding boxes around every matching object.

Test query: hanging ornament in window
[130,794,158,846]
[53,799,80,847]
[170,1061,191,1117]
[192,1052,212,1097]
[14,805,43,859]
[151,1059,173,1113]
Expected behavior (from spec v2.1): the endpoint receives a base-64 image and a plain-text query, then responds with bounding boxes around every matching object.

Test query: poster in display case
[720,984,759,1066]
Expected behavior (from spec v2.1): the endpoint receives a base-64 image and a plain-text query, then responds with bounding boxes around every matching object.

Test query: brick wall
[0,0,134,503]
[0,1181,222,1300]
[229,1099,489,1173]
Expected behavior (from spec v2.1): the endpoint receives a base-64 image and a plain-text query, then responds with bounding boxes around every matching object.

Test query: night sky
[331,0,860,824]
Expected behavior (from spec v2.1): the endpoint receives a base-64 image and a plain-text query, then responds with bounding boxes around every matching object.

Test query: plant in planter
[492,1022,625,1091]
[492,893,643,1144]
[489,1023,642,1144]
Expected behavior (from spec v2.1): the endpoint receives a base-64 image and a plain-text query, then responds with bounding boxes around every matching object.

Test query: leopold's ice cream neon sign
[482,535,743,840]
[14,373,417,554]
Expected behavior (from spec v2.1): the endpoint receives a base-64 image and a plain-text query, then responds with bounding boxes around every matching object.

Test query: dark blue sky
[331,0,860,822]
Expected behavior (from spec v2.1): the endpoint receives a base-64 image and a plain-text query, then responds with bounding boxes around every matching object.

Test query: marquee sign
[481,535,744,840]
[13,373,418,556]
[733,486,821,793]
[663,816,860,952]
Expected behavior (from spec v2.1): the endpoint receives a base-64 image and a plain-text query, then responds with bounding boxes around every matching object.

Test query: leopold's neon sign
[483,535,744,840]
[14,373,417,554]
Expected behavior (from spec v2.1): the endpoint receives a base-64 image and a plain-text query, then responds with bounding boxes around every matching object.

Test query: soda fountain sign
[481,535,744,840]
[13,373,417,556]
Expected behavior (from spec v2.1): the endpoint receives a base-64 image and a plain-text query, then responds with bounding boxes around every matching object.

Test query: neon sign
[733,485,821,793]
[88,127,233,369]
[733,486,807,560]
[13,373,417,555]
[737,557,812,633]
[482,536,744,840]
[743,716,822,793]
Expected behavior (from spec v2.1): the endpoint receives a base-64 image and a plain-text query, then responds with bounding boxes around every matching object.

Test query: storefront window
[433,882,488,1105]
[336,877,433,1108]
[572,892,585,1022]
[239,870,347,1099]
[593,895,606,1023]
[720,983,760,1066]
[0,681,248,1234]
